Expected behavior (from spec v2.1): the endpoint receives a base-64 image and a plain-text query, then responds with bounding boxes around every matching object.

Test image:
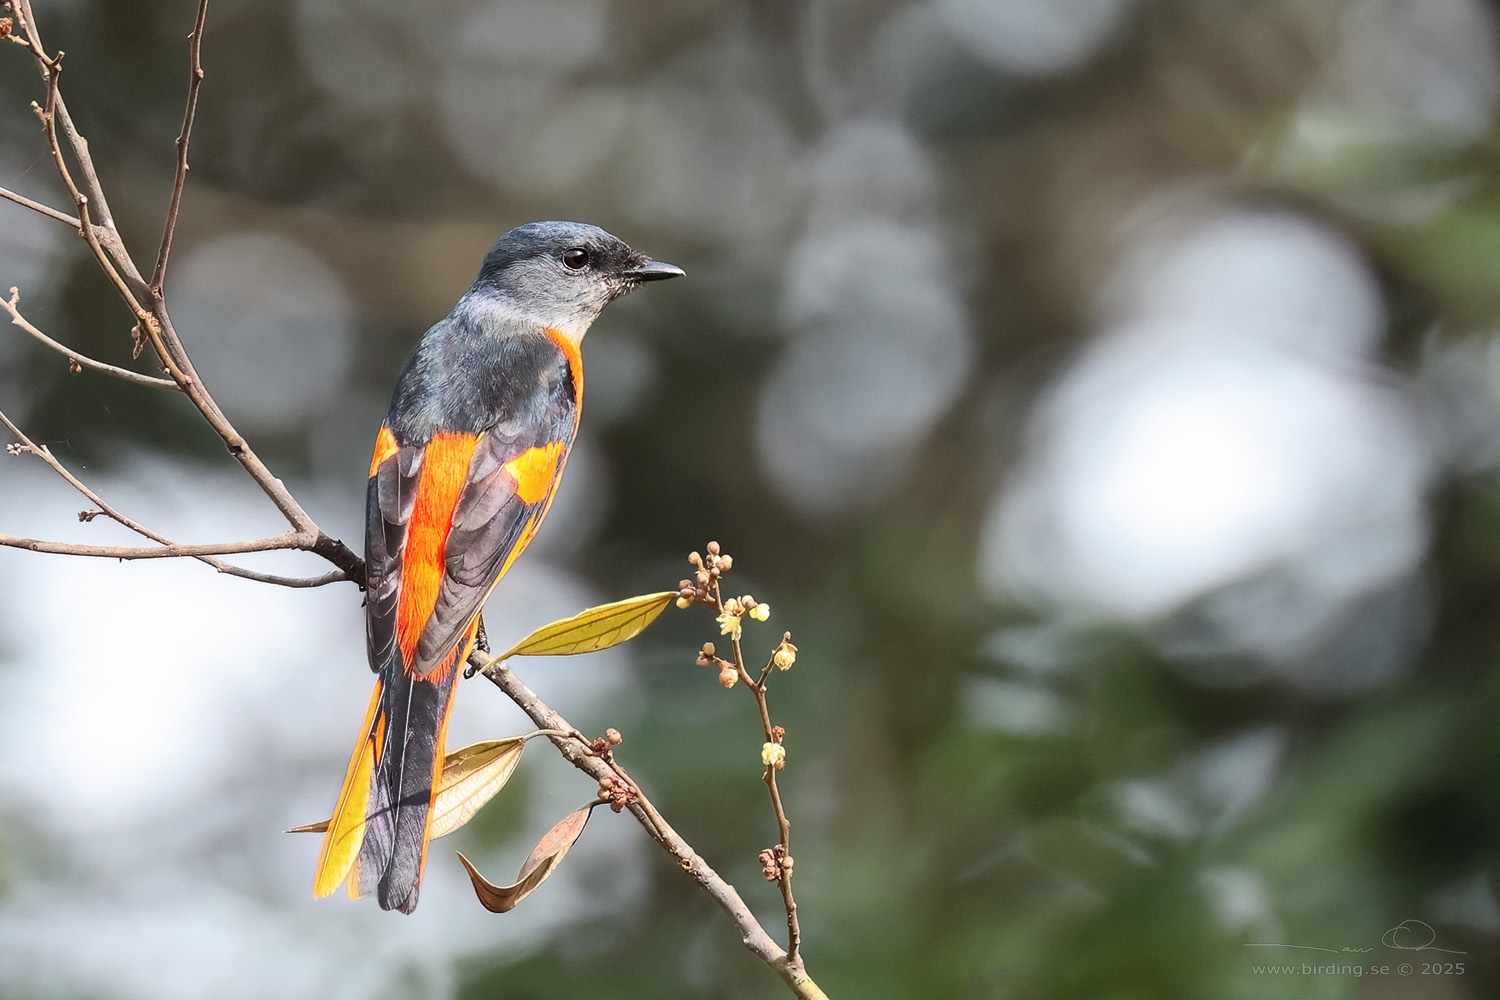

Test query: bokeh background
[3,0,1500,997]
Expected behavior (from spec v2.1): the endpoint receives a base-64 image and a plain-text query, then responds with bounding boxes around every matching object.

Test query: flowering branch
[471,654,825,996]
[681,542,807,967]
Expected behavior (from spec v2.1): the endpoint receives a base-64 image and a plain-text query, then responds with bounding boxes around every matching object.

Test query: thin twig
[741,644,804,965]
[718,580,803,967]
[151,0,208,297]
[216,567,349,588]
[0,185,79,227]
[3,287,179,390]
[0,409,347,588]
[29,55,165,354]
[14,0,118,232]
[472,652,829,1000]
[0,533,310,559]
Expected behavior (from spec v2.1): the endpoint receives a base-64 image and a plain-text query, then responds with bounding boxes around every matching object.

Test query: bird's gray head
[469,221,683,341]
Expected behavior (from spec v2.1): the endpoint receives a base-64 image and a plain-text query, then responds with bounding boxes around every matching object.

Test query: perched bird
[314,222,682,913]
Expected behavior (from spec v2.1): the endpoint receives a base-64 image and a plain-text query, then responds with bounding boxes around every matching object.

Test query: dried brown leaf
[456,802,596,913]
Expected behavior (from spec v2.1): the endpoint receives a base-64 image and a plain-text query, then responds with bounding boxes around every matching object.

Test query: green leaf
[499,591,676,659]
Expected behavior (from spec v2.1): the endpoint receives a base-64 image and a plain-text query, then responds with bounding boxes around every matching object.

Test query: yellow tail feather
[314,680,383,898]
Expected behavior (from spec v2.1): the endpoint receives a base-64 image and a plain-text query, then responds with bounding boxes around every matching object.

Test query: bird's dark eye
[562,247,590,270]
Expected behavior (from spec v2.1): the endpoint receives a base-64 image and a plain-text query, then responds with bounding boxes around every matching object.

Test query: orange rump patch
[503,441,566,505]
[396,432,481,671]
[368,425,399,478]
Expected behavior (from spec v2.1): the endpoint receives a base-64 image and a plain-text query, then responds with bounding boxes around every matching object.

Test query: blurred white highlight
[758,122,973,514]
[983,199,1432,686]
[173,233,354,434]
[936,0,1134,77]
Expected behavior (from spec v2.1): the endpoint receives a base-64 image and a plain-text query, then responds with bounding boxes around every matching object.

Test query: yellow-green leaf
[457,802,596,913]
[428,738,527,839]
[499,591,676,659]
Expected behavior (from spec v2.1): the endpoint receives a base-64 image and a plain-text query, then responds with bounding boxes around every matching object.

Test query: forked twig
[0,410,345,588]
[3,287,179,389]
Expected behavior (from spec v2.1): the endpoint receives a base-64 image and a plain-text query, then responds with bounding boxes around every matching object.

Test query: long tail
[314,640,471,913]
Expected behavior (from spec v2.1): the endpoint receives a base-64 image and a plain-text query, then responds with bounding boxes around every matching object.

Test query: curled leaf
[499,591,675,659]
[290,735,533,839]
[457,802,596,913]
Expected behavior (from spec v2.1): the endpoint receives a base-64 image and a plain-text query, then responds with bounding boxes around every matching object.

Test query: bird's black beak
[622,258,685,282]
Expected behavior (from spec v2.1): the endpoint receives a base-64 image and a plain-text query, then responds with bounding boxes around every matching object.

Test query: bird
[313,221,683,913]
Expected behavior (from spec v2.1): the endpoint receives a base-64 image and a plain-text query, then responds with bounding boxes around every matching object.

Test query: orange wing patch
[396,432,482,672]
[503,441,566,505]
[368,425,399,478]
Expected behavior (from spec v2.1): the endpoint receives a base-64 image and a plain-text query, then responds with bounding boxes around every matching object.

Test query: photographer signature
[1242,919,1466,955]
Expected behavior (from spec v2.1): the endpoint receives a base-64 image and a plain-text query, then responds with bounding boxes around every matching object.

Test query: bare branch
[14,0,119,232]
[0,185,79,227]
[151,0,209,296]
[28,54,166,356]
[0,408,351,589]
[214,566,349,588]
[0,533,311,560]
[3,287,179,389]
[9,0,364,577]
